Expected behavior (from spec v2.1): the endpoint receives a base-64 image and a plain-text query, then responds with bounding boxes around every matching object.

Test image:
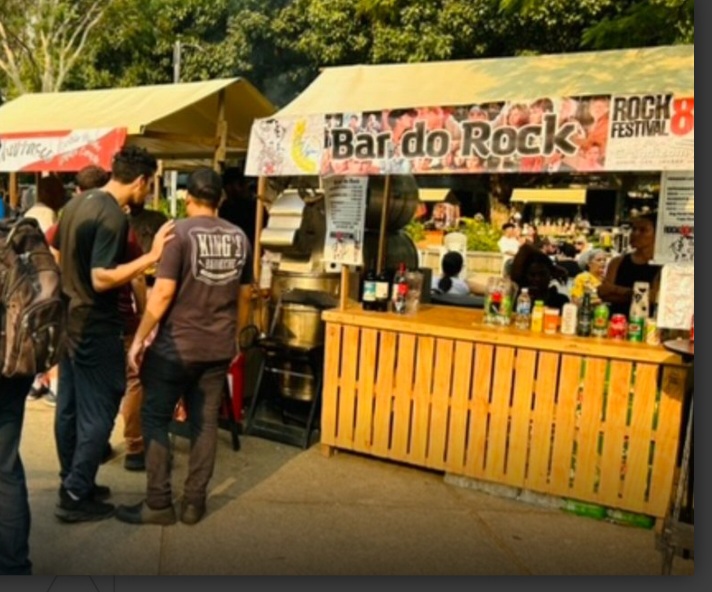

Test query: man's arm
[131,274,147,316]
[91,221,174,293]
[127,277,177,371]
[237,284,253,337]
[596,256,632,304]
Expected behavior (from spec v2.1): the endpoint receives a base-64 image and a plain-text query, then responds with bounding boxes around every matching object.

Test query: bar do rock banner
[246,93,693,177]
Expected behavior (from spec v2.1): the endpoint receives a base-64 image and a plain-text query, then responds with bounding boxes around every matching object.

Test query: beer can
[561,303,578,335]
[592,303,610,337]
[644,318,660,346]
[627,317,644,342]
[608,314,627,340]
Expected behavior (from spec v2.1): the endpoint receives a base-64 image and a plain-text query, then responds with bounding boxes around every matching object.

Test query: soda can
[592,303,610,337]
[608,314,627,340]
[644,318,660,346]
[627,317,644,342]
[561,303,578,335]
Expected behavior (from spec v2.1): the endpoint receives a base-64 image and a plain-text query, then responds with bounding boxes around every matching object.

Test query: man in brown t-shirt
[116,168,252,526]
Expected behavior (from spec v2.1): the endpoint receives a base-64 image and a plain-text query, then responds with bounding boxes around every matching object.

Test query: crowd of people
[432,212,661,316]
[1,147,254,574]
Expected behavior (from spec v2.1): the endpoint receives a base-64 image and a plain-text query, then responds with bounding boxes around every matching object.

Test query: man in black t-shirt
[116,168,252,526]
[52,147,174,523]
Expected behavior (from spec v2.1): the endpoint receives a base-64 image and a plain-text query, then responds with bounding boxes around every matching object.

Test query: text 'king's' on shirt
[151,216,253,363]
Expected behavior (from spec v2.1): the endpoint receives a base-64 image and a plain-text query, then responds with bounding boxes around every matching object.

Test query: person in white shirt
[498,223,520,256]
[22,176,66,233]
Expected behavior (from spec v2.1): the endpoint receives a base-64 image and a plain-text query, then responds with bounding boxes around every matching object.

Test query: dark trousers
[55,334,126,498]
[0,375,33,575]
[140,349,229,509]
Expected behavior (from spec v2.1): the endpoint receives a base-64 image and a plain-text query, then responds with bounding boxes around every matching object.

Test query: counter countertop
[323,304,687,366]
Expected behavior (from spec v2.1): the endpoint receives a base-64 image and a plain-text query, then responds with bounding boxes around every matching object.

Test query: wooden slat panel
[598,361,633,504]
[445,341,474,473]
[549,355,582,493]
[354,328,379,451]
[320,323,342,446]
[484,346,515,482]
[335,325,360,449]
[572,357,607,498]
[391,333,416,460]
[506,348,537,486]
[371,330,397,457]
[620,363,658,510]
[527,352,559,491]
[464,344,494,478]
[645,366,687,517]
[427,339,454,469]
[409,336,435,464]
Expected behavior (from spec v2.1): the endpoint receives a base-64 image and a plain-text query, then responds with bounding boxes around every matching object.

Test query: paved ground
[20,397,694,576]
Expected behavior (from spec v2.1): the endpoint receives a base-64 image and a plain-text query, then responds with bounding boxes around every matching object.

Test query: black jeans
[0,375,33,575]
[55,334,126,498]
[140,349,229,509]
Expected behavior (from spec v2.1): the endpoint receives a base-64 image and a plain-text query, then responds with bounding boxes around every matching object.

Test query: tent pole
[154,160,163,210]
[376,174,391,274]
[254,176,267,332]
[213,89,227,173]
[9,172,18,210]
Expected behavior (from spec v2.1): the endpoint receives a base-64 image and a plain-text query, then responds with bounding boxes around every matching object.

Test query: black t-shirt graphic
[52,189,128,339]
[150,216,252,364]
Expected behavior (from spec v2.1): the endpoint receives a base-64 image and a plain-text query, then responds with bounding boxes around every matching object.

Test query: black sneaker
[58,484,111,504]
[115,501,176,526]
[55,495,115,523]
[124,452,146,472]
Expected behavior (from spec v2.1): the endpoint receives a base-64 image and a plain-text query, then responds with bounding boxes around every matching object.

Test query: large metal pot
[269,302,324,349]
[270,270,341,303]
[365,175,420,232]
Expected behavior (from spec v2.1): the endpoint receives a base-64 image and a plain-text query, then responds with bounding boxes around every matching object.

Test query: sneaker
[115,501,176,526]
[27,385,47,401]
[124,452,146,472]
[180,501,206,526]
[58,484,111,505]
[42,390,57,407]
[55,495,115,523]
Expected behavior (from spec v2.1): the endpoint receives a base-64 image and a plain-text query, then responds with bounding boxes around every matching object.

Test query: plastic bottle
[392,262,409,314]
[562,499,607,520]
[514,288,532,330]
[530,300,545,333]
[606,509,654,529]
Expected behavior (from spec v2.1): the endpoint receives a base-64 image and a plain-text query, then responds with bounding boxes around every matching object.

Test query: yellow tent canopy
[0,78,275,169]
[276,45,693,117]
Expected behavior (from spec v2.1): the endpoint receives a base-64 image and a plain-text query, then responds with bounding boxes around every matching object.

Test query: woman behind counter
[597,212,661,317]
[570,248,607,306]
[510,244,569,310]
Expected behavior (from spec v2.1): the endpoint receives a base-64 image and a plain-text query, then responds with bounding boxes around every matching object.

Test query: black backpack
[0,217,66,378]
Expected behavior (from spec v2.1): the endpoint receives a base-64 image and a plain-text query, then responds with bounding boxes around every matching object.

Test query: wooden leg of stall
[212,89,227,173]
[253,176,268,333]
[339,265,350,311]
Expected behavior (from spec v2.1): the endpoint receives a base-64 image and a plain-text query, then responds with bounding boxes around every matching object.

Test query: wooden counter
[320,305,690,521]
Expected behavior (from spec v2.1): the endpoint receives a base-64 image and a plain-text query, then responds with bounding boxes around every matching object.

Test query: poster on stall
[653,171,694,264]
[322,176,367,267]
[657,264,694,330]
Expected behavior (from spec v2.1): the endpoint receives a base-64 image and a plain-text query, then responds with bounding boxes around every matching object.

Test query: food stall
[244,45,694,524]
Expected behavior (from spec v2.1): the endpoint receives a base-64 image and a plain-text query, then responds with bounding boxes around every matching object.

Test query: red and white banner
[0,127,127,172]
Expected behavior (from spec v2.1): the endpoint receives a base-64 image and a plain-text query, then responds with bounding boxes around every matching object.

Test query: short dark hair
[502,222,515,231]
[559,242,577,258]
[75,165,109,191]
[187,168,223,206]
[111,146,157,184]
[222,167,246,187]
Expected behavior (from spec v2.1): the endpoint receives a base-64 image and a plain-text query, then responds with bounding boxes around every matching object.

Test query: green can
[627,317,644,342]
[592,303,610,337]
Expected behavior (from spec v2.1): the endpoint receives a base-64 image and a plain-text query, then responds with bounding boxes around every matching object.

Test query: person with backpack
[1,214,65,574]
[51,146,174,523]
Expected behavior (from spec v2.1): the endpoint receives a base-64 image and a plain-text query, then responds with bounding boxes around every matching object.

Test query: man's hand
[128,338,146,374]
[149,220,176,263]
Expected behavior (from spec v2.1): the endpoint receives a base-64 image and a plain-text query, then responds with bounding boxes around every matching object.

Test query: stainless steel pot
[270,270,341,303]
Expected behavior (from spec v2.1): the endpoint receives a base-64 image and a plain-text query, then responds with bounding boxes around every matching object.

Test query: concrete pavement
[21,398,693,576]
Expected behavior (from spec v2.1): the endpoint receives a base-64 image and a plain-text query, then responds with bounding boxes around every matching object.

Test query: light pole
[169,40,205,216]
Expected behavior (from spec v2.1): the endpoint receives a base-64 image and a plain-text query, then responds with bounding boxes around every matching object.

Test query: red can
[608,314,628,340]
